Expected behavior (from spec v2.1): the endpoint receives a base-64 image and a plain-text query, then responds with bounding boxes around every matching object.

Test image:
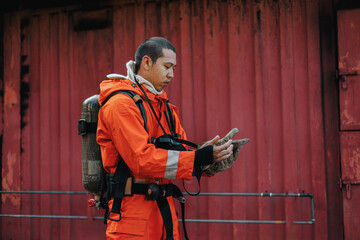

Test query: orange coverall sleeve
[97,94,196,180]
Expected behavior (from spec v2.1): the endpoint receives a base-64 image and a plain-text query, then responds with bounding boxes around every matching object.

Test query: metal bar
[0,191,88,194]
[0,214,87,219]
[184,192,265,196]
[0,214,311,225]
[94,217,301,225]
[183,192,312,197]
[183,219,286,224]
[0,190,312,197]
[0,191,315,224]
[342,181,360,185]
[292,221,315,225]
[183,192,315,225]
[310,195,316,223]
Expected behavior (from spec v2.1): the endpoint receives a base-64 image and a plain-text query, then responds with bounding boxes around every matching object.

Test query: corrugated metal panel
[2,12,22,239]
[337,8,360,240]
[337,8,360,131]
[319,1,343,239]
[1,0,333,239]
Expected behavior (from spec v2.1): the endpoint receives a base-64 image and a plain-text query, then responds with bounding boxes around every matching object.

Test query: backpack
[78,90,148,208]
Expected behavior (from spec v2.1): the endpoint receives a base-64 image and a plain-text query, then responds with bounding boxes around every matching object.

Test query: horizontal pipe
[1,190,313,198]
[0,215,314,225]
[0,215,309,224]
[184,192,314,198]
[183,219,315,225]
[183,219,286,224]
[0,191,88,195]
[0,191,315,225]
[293,220,316,225]
[0,214,87,219]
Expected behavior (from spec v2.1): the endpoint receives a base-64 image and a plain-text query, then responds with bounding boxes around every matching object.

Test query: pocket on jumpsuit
[106,196,152,237]
[107,217,147,236]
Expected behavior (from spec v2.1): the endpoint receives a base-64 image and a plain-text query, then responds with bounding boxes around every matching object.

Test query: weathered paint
[0,0,351,239]
[341,132,360,182]
[340,132,360,240]
[337,8,360,131]
[337,8,360,240]
[2,12,22,239]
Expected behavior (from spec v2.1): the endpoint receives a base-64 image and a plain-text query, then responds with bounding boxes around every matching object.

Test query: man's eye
[164,65,175,70]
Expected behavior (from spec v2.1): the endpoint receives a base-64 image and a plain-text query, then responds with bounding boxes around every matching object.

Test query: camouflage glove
[201,128,250,176]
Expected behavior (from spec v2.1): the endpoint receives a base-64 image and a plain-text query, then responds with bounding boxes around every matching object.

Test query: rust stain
[339,51,349,70]
[349,147,360,180]
[3,152,17,189]
[350,22,355,29]
[341,108,358,127]
[2,195,20,209]
[2,152,20,207]
[4,80,18,108]
[354,60,360,71]
[341,99,360,127]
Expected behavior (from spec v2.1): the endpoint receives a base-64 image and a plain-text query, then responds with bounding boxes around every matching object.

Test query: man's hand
[199,135,234,162]
[200,128,250,176]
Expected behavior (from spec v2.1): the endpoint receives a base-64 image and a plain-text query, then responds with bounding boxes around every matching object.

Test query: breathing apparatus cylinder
[78,94,102,195]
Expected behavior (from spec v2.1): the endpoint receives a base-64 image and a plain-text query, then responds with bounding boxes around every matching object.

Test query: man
[97,37,234,239]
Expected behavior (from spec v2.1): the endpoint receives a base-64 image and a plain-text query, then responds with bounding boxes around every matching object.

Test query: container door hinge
[339,178,360,199]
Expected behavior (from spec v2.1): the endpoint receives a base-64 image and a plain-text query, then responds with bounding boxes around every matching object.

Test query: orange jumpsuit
[96,79,212,239]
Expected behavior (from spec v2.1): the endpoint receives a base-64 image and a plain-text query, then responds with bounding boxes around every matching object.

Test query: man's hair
[134,37,176,73]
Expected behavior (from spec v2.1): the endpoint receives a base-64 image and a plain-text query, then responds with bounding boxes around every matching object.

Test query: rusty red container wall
[1,0,330,239]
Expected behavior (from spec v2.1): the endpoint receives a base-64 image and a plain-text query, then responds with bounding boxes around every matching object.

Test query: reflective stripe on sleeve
[164,150,179,179]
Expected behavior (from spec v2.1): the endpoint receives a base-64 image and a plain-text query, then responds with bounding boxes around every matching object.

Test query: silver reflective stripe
[133,178,146,184]
[164,150,179,179]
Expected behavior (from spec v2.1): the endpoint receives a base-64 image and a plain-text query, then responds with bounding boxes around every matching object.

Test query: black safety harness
[99,78,197,240]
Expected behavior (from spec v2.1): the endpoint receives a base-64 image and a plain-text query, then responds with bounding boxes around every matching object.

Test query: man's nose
[168,69,174,78]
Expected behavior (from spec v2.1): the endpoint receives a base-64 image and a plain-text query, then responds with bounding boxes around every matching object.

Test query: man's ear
[142,56,152,70]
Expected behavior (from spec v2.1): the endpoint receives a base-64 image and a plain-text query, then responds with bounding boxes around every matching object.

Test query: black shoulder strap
[106,157,130,222]
[165,102,176,136]
[100,90,148,223]
[101,90,148,133]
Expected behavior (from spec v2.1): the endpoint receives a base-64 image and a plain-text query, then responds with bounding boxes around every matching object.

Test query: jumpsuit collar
[106,60,164,96]
[143,86,168,112]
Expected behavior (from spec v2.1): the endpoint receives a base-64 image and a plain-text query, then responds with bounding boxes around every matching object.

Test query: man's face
[145,49,176,92]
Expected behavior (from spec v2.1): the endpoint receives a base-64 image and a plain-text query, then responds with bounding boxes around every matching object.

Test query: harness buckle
[107,210,121,222]
[146,183,162,201]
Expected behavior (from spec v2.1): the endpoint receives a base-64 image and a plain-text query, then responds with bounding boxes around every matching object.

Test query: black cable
[133,74,168,135]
